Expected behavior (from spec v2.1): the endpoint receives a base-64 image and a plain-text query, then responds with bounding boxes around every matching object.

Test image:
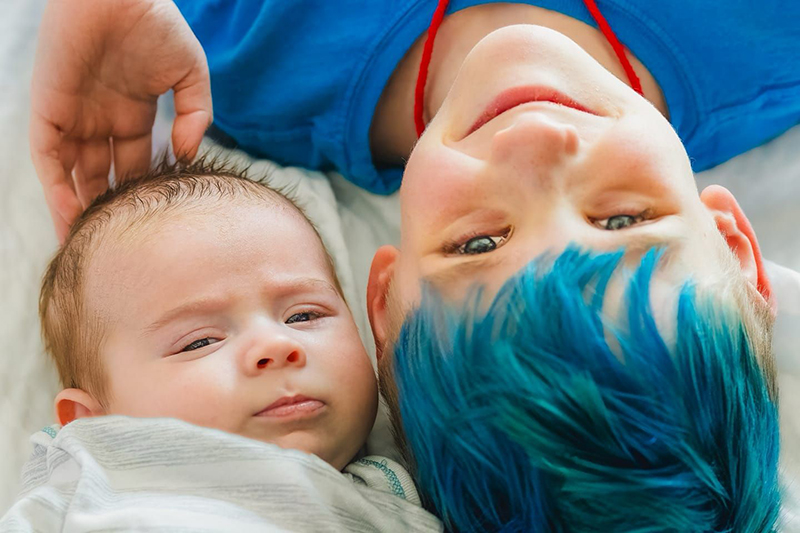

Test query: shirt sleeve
[169,0,409,193]
[169,0,345,170]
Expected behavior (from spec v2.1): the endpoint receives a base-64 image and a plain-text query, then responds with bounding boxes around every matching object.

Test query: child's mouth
[466,85,597,138]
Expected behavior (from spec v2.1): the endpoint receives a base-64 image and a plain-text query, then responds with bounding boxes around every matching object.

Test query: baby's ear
[700,185,773,307]
[367,245,399,361]
[54,388,105,426]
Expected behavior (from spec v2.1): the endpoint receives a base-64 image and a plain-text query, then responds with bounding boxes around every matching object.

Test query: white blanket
[0,416,441,532]
[2,0,799,523]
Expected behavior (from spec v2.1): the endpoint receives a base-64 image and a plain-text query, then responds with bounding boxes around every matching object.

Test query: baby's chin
[239,425,352,471]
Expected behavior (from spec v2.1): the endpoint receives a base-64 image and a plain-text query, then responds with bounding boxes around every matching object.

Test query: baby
[1,158,439,531]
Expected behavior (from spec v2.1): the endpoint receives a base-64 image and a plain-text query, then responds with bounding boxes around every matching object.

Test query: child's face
[85,201,378,470]
[391,24,758,310]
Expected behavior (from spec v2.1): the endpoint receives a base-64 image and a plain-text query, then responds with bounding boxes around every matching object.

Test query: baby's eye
[181,337,220,352]
[448,228,512,256]
[594,213,645,231]
[286,311,323,324]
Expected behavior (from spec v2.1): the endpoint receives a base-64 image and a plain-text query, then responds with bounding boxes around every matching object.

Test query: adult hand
[30,0,212,242]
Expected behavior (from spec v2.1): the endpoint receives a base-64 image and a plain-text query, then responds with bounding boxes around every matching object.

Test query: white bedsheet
[1,0,799,523]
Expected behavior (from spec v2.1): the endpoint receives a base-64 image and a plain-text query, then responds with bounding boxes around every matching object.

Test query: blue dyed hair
[392,247,780,532]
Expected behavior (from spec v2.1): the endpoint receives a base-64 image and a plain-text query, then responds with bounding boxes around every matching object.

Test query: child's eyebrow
[143,277,341,332]
[424,254,508,292]
[423,234,682,295]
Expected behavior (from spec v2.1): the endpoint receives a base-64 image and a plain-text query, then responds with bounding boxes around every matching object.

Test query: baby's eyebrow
[144,277,341,332]
[239,276,343,311]
[275,277,341,299]
[144,297,229,333]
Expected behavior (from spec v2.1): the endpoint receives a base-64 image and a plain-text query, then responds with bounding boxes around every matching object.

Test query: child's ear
[54,388,105,426]
[700,185,773,307]
[367,245,399,361]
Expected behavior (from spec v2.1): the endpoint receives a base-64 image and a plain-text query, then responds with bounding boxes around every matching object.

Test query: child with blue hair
[389,247,781,531]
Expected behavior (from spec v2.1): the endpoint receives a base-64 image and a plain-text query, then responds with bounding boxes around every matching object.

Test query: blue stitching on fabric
[355,458,407,499]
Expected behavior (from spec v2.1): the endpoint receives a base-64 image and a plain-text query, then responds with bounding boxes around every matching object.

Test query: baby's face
[85,200,377,470]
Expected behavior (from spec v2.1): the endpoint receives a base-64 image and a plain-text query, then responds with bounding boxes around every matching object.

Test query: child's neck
[369,3,668,167]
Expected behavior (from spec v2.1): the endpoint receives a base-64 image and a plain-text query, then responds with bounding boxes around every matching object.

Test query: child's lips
[465,85,598,139]
[255,395,325,418]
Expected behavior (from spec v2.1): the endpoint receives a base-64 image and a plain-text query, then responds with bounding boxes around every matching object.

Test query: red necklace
[414,0,644,136]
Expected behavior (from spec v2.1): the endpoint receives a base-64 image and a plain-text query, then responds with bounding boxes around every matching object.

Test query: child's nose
[488,113,579,176]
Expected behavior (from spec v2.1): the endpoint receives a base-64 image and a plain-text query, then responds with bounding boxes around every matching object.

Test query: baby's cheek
[165,375,239,429]
[351,354,380,430]
[329,335,378,420]
[108,364,236,431]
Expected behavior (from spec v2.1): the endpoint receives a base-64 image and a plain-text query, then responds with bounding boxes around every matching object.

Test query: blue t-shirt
[174,0,800,194]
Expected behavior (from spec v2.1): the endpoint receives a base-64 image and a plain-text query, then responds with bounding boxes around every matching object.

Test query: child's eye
[446,227,512,256]
[594,212,648,231]
[286,311,323,324]
[181,337,220,352]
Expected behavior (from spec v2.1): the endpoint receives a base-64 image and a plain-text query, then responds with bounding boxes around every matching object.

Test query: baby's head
[40,158,377,470]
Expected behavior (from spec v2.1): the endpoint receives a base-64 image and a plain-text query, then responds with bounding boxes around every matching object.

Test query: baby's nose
[255,347,305,370]
[242,332,307,375]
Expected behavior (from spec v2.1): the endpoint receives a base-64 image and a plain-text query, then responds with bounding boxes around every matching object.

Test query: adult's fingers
[172,55,212,160]
[59,137,78,195]
[30,113,83,234]
[74,138,112,207]
[42,176,83,244]
[45,194,73,245]
[172,110,212,161]
[112,133,152,184]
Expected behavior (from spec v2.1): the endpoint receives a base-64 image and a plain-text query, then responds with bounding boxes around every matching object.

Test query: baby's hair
[392,247,780,532]
[40,155,340,407]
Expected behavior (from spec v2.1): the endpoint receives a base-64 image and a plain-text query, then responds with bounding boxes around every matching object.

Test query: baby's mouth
[255,395,325,418]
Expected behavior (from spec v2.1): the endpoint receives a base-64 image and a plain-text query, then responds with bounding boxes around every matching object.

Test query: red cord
[581,0,643,95]
[414,0,450,136]
[414,0,644,138]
